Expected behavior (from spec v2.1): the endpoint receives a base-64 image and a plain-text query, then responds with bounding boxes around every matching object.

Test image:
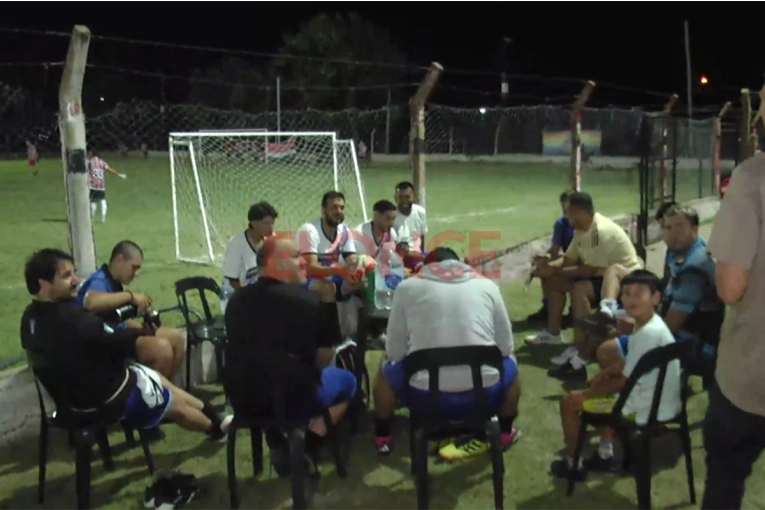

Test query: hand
[616,318,635,336]
[589,370,608,387]
[333,266,356,282]
[130,292,152,315]
[535,265,554,279]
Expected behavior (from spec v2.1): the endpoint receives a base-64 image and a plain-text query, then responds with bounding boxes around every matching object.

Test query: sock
[201,402,223,435]
[90,202,97,216]
[375,418,393,437]
[598,440,614,459]
[321,302,343,346]
[570,355,588,370]
[304,430,322,455]
[499,416,515,434]
[100,199,107,221]
[264,427,288,451]
[567,455,583,470]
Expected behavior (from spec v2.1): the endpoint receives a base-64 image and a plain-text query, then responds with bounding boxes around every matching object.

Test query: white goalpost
[169,131,368,264]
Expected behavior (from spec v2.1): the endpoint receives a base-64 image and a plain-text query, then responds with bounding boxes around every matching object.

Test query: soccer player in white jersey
[220,201,277,312]
[87,150,126,223]
[354,199,399,259]
[26,140,38,176]
[393,181,428,270]
[297,191,364,345]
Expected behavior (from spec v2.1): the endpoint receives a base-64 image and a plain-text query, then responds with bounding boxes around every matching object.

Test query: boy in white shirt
[551,269,682,480]
[220,201,277,312]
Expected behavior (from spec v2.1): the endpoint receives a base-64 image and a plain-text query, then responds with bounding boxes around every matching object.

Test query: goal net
[170,131,368,264]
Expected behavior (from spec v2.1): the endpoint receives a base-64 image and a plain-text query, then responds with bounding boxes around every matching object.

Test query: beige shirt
[565,213,643,270]
[707,154,765,417]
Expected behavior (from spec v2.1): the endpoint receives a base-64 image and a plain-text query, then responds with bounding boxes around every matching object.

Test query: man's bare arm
[83,291,133,313]
[716,261,749,305]
[226,278,242,290]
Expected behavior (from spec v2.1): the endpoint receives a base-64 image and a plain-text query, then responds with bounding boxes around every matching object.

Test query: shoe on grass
[525,331,563,345]
[438,427,521,461]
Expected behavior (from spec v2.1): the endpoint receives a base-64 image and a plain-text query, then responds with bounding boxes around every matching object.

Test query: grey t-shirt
[707,154,765,417]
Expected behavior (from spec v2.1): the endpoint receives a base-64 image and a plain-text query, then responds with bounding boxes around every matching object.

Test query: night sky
[1,7,757,111]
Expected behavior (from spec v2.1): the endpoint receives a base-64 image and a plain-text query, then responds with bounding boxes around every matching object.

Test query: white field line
[429,206,518,224]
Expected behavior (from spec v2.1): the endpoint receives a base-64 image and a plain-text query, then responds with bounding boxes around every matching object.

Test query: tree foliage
[275,12,411,110]
[186,13,411,112]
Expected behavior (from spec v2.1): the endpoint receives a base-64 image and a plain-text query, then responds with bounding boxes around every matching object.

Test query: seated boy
[551,269,682,480]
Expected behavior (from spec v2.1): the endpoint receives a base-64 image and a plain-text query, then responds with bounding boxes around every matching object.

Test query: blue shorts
[302,275,351,302]
[299,367,357,421]
[382,357,518,420]
[617,335,630,357]
[122,366,172,430]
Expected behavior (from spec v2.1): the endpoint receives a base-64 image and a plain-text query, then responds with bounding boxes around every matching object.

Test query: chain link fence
[1,80,738,165]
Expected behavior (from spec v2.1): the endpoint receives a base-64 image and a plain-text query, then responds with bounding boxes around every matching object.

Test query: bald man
[77,240,186,379]
[223,236,357,476]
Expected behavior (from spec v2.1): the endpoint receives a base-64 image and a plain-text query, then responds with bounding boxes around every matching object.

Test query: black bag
[334,341,369,402]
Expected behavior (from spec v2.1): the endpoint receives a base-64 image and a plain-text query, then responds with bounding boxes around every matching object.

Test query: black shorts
[90,189,106,202]
[573,276,603,304]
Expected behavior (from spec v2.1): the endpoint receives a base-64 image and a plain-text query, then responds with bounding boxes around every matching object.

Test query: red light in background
[700,75,709,85]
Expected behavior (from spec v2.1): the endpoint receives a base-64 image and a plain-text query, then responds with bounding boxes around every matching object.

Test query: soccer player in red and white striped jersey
[26,140,38,175]
[88,150,126,223]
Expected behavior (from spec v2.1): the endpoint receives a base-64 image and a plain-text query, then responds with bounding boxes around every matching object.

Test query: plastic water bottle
[374,251,404,310]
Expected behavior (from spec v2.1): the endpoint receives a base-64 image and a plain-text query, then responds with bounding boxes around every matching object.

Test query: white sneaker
[550,346,578,366]
[525,331,563,345]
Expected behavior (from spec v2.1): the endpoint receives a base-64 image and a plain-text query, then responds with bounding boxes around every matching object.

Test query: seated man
[354,199,399,260]
[527,189,576,323]
[393,181,428,270]
[594,205,722,397]
[297,191,366,345]
[224,236,357,475]
[20,249,232,444]
[220,201,277,312]
[373,247,521,460]
[77,240,186,379]
[552,270,682,479]
[526,192,643,380]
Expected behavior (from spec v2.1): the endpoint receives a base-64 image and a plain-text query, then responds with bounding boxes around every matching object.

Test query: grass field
[0,154,648,365]
[0,154,763,509]
[1,280,764,509]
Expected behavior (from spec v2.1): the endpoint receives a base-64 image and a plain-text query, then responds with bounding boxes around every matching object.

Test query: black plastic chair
[566,341,695,510]
[174,276,227,390]
[224,353,349,509]
[403,346,506,510]
[27,351,155,510]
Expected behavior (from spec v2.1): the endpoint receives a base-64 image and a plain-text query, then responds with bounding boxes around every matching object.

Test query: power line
[0,26,693,98]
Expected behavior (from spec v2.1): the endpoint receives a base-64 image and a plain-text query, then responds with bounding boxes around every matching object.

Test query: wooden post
[750,84,765,154]
[409,62,443,209]
[714,101,731,194]
[570,80,595,191]
[59,25,96,277]
[739,89,754,162]
[659,94,679,199]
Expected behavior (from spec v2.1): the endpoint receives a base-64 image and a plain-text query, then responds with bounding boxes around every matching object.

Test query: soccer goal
[169,131,368,264]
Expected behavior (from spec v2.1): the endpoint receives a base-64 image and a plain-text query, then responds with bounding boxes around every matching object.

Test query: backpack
[334,339,370,403]
[661,259,725,378]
